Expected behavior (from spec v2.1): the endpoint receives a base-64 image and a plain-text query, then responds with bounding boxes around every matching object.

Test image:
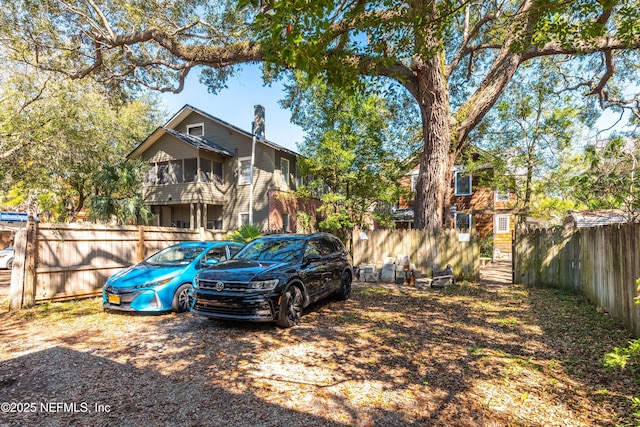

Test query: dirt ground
[0,263,639,426]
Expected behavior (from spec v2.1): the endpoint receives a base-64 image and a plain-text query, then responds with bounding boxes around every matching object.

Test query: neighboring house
[563,209,631,228]
[127,104,318,232]
[392,163,518,259]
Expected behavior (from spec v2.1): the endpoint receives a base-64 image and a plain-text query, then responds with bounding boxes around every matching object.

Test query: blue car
[102,241,244,313]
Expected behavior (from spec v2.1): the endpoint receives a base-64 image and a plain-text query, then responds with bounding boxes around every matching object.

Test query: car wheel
[172,283,193,313]
[335,270,352,301]
[7,259,12,269]
[276,286,303,328]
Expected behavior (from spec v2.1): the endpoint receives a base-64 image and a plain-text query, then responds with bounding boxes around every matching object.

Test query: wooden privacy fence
[9,222,226,310]
[516,223,640,336]
[352,228,479,281]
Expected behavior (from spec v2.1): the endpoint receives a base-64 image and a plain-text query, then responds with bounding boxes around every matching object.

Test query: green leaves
[529,0,611,50]
[226,223,264,243]
[286,73,415,238]
[88,160,152,225]
[476,58,591,219]
[0,66,161,221]
[569,137,640,213]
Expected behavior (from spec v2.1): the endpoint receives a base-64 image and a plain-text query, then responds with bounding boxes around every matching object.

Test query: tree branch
[452,0,537,147]
[447,13,500,79]
[590,49,614,106]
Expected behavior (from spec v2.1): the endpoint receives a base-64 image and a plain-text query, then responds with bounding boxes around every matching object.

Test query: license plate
[108,294,121,305]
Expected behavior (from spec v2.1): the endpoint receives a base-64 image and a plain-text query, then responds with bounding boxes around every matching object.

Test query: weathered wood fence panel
[352,228,479,281]
[9,224,227,308]
[516,223,640,336]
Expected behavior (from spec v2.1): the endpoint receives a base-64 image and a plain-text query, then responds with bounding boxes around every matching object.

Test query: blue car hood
[107,263,186,288]
[199,259,290,282]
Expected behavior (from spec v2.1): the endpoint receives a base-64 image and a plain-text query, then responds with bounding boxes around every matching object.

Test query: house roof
[162,127,234,157]
[127,104,299,160]
[564,210,630,228]
[166,104,299,156]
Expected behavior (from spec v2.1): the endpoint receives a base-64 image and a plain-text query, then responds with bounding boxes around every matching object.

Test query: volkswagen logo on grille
[215,281,225,292]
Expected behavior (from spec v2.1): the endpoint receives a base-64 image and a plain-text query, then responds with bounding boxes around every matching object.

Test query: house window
[495,188,510,202]
[184,158,197,182]
[169,160,182,184]
[145,164,157,185]
[281,158,290,188]
[455,171,472,196]
[495,215,510,233]
[455,212,472,232]
[200,159,223,184]
[238,212,249,227]
[187,123,204,136]
[282,213,290,233]
[411,173,419,192]
[157,161,170,184]
[238,157,252,185]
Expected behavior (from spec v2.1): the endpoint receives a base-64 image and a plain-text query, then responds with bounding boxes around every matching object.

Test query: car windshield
[236,239,304,262]
[146,245,207,266]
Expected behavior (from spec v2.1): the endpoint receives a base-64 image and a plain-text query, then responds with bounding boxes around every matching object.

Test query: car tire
[335,270,352,301]
[275,285,303,328]
[7,259,12,269]
[172,283,193,313]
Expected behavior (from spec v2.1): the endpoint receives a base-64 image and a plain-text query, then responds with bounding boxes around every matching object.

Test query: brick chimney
[253,105,265,141]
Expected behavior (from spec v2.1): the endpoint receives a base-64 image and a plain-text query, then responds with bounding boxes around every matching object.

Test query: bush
[227,224,263,244]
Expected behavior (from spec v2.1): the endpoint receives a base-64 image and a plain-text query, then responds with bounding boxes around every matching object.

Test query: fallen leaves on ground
[0,280,638,426]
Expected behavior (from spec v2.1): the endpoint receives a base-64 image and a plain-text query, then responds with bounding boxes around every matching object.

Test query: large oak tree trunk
[413,55,452,230]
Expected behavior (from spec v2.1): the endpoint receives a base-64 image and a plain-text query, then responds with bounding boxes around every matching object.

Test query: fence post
[9,195,38,310]
[8,228,26,311]
[137,226,145,262]
[22,199,38,307]
[511,228,516,284]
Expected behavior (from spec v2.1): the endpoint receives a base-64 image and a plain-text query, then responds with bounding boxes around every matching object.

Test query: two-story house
[127,104,318,232]
[393,163,517,259]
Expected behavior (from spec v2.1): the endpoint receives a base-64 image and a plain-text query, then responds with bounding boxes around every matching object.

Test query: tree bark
[413,54,452,230]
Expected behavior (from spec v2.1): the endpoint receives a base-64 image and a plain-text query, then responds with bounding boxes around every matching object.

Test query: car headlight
[247,279,279,291]
[134,277,174,290]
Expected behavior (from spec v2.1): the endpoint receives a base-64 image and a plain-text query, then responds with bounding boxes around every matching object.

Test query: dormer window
[186,123,204,136]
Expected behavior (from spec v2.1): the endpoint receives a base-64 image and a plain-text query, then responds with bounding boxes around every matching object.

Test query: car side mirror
[204,258,220,266]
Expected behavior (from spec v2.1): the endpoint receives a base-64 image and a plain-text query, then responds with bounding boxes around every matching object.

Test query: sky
[159,64,305,152]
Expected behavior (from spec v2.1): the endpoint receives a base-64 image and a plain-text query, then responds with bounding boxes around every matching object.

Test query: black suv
[192,233,352,327]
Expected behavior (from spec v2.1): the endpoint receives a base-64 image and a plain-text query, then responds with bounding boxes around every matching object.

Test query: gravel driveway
[1,273,638,426]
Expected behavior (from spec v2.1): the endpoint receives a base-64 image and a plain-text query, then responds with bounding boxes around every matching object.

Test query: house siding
[131,106,303,232]
[394,164,516,259]
[139,135,227,206]
[142,183,226,205]
[142,134,199,162]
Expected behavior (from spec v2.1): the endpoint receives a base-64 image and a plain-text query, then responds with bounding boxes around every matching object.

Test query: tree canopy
[0,58,163,221]
[474,58,595,216]
[3,1,640,229]
[570,137,640,219]
[284,73,418,239]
